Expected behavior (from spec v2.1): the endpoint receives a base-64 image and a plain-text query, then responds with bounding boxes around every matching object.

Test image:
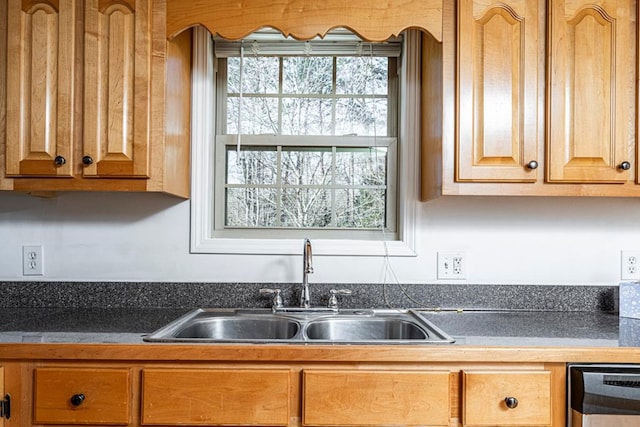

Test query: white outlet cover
[621,250,640,281]
[22,245,44,276]
[437,251,466,280]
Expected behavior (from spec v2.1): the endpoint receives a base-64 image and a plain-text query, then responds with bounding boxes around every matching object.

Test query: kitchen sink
[304,317,428,341]
[144,308,454,344]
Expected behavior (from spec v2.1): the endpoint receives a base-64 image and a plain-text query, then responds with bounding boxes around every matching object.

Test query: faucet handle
[260,288,283,311]
[328,289,352,310]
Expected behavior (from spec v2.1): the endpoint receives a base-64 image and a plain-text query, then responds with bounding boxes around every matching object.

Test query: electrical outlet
[22,245,44,276]
[437,251,466,280]
[621,250,640,280]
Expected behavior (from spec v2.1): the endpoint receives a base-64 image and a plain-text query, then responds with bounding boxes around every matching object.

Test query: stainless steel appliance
[569,364,640,426]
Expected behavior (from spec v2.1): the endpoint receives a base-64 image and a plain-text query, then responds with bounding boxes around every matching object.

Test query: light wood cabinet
[1,0,191,196]
[33,367,131,425]
[5,0,81,178]
[141,368,291,426]
[456,0,542,183]
[423,0,638,199]
[462,370,552,426]
[0,359,566,427]
[302,369,450,426]
[83,0,151,178]
[0,366,4,427]
[547,0,635,183]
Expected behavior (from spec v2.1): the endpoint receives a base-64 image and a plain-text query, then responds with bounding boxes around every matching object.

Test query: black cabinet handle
[619,161,631,170]
[54,156,66,166]
[82,156,94,165]
[526,160,539,170]
[70,394,85,406]
[504,396,518,409]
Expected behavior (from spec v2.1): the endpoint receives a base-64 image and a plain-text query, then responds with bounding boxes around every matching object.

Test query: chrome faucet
[300,238,313,308]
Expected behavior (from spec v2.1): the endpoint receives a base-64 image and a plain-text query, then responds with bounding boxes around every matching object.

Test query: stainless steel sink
[143,308,454,344]
[305,317,428,341]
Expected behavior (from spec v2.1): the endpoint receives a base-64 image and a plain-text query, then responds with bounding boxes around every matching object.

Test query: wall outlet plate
[22,245,44,276]
[437,251,466,280]
[621,250,640,281]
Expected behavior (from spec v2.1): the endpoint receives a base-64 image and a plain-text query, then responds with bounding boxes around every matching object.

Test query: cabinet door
[302,370,450,426]
[456,0,541,182]
[547,0,635,183]
[0,366,4,427]
[83,0,151,178]
[141,368,290,426]
[5,0,79,177]
[33,367,130,425]
[462,370,551,426]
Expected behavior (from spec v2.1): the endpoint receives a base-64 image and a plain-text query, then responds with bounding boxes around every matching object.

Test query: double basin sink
[144,308,455,344]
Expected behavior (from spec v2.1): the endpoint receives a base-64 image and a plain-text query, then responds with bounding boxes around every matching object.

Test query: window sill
[190,237,417,256]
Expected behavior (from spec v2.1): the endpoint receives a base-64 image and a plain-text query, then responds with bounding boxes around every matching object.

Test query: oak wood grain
[303,369,450,426]
[33,367,131,425]
[456,0,542,183]
[166,0,443,42]
[141,368,290,425]
[462,370,552,426]
[547,0,636,183]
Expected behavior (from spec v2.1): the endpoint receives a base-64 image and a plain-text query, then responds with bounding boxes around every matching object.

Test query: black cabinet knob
[526,160,539,170]
[619,161,631,170]
[70,394,85,406]
[54,156,66,166]
[504,396,518,409]
[82,156,94,165]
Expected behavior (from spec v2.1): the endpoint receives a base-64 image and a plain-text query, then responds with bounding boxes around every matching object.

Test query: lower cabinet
[33,368,131,425]
[302,370,450,426]
[462,370,552,426]
[5,361,564,426]
[141,369,290,425]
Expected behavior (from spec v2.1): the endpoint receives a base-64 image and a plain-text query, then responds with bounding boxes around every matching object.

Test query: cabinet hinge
[0,394,10,419]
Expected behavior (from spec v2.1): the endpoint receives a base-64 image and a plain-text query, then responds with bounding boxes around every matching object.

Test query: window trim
[190,27,421,257]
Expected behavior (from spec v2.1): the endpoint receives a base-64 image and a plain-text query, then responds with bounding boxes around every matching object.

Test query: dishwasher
[569,364,640,426]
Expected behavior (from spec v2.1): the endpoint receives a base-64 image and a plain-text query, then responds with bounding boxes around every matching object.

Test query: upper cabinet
[547,0,635,183]
[424,0,638,199]
[83,0,151,178]
[0,0,191,196]
[5,0,80,178]
[456,0,542,183]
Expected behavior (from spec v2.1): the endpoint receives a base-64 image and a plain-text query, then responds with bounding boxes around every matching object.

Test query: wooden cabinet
[33,367,130,425]
[302,369,450,426]
[83,0,151,178]
[0,0,191,196]
[423,0,638,199]
[0,366,4,427]
[547,0,635,183]
[5,0,81,178]
[462,370,552,426]
[141,368,291,426]
[456,0,542,183]
[0,360,565,427]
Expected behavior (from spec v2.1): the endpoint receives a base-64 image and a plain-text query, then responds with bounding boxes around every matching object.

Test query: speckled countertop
[0,282,636,347]
[0,306,635,347]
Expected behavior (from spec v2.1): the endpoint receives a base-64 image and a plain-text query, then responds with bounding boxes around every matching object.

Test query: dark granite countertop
[0,282,634,347]
[0,307,635,347]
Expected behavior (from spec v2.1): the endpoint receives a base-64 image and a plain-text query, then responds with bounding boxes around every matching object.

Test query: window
[191,28,422,256]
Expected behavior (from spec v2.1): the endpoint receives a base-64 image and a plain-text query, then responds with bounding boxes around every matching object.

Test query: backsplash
[0,282,617,312]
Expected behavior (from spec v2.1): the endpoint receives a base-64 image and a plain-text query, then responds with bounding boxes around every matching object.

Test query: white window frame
[190,27,422,256]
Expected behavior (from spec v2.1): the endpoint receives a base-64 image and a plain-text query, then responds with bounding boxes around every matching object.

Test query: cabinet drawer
[462,370,551,426]
[33,367,130,425]
[303,369,450,426]
[141,368,290,426]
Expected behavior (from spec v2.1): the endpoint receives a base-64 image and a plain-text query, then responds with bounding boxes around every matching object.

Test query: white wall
[0,191,638,284]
